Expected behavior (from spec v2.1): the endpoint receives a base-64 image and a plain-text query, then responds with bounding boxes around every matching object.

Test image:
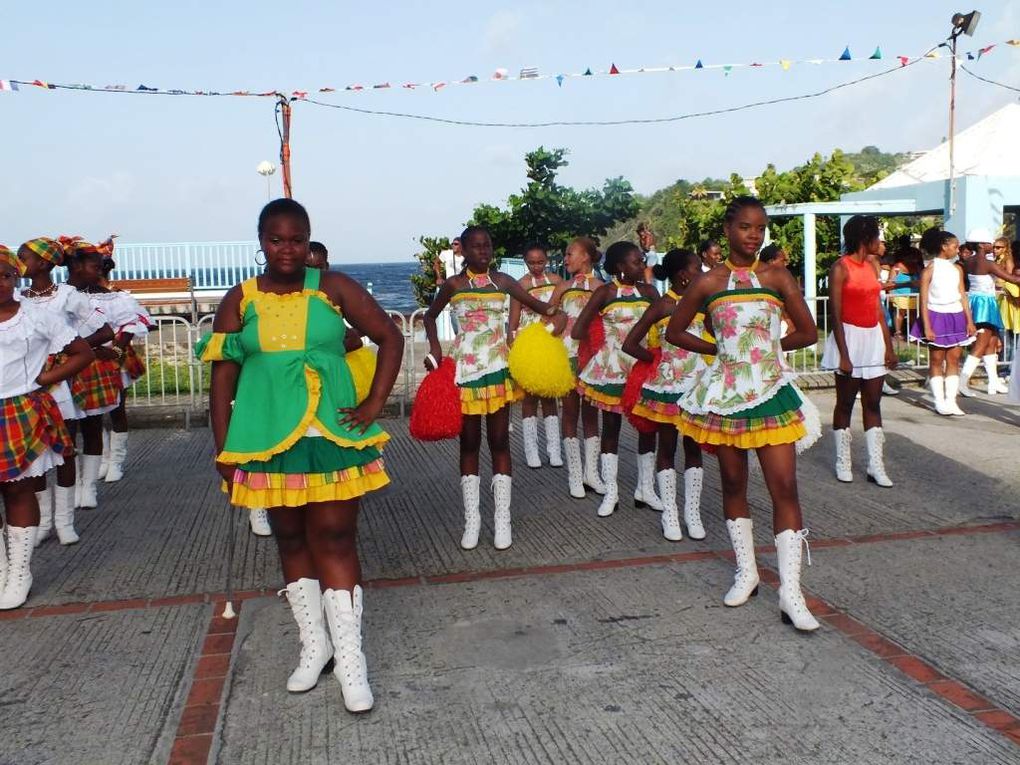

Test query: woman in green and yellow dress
[197,199,403,713]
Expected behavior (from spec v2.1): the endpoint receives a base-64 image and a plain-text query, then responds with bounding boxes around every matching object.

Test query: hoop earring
[254,248,266,267]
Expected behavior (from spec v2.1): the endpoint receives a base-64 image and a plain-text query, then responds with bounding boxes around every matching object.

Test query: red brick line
[168,601,241,765]
[3,519,1017,625]
[743,562,1020,747]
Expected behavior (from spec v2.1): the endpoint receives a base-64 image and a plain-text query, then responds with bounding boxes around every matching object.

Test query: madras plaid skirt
[46,353,88,410]
[78,357,123,412]
[0,391,73,481]
[122,346,146,381]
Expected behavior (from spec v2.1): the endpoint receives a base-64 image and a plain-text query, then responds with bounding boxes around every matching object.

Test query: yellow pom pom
[646,323,661,349]
[508,323,576,397]
[346,346,377,404]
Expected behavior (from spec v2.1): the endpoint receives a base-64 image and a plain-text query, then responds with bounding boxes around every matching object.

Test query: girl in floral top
[666,196,822,632]
[508,243,563,470]
[623,248,709,542]
[549,237,605,499]
[572,242,660,518]
[423,226,557,552]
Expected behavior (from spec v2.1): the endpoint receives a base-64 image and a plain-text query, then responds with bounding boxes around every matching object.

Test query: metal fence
[128,292,1020,420]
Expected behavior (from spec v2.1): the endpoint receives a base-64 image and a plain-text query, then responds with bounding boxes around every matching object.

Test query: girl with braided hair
[18,238,114,544]
[0,245,94,609]
[666,196,822,632]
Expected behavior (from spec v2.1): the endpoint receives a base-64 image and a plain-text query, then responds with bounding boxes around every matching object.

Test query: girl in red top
[821,215,898,487]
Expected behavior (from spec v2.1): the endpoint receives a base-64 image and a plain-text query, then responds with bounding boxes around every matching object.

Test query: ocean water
[337,261,420,314]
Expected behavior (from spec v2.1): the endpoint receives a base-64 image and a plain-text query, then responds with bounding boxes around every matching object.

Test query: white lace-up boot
[657,469,683,541]
[944,376,966,416]
[723,518,760,607]
[322,586,373,712]
[563,438,585,498]
[984,355,1009,394]
[521,417,542,468]
[281,578,334,692]
[104,431,129,482]
[583,437,606,494]
[249,508,272,536]
[597,454,619,517]
[78,454,102,508]
[682,468,706,540]
[959,354,980,397]
[833,429,853,482]
[53,485,79,545]
[0,527,38,610]
[930,376,952,416]
[634,452,664,511]
[97,429,111,480]
[775,529,820,632]
[865,428,893,487]
[492,474,513,550]
[35,479,53,547]
[460,475,481,550]
[544,416,563,467]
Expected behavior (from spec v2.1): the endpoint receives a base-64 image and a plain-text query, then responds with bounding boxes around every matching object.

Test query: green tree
[410,235,450,309]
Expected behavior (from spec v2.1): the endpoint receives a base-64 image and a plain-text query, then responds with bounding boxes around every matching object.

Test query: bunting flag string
[1,41,1017,101]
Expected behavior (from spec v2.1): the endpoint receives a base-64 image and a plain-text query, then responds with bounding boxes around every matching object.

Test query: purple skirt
[908,310,975,348]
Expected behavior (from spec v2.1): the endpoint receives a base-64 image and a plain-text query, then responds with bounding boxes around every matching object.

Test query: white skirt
[4,448,64,483]
[821,323,887,380]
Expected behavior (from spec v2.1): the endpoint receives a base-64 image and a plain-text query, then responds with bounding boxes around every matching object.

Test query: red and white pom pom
[622,348,661,434]
[410,357,462,441]
[578,314,606,373]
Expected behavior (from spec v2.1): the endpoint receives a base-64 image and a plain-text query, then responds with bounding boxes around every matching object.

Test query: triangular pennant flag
[609,63,620,74]
[978,44,995,59]
[750,62,763,67]
[870,46,882,60]
[583,67,593,76]
[556,74,565,87]
[433,82,447,91]
[460,76,478,84]
[292,91,308,99]
[839,46,852,61]
[231,90,250,96]
[723,65,733,76]
[897,55,910,66]
[1006,39,1020,47]
[318,87,335,93]
[492,68,508,80]
[694,59,704,69]
[0,80,18,92]
[402,83,419,89]
[137,84,158,92]
[32,80,54,89]
[967,52,976,60]
[925,50,940,59]
[373,82,391,89]
[346,84,364,91]
[779,59,792,71]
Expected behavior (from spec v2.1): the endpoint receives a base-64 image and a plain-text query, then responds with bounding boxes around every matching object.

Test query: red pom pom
[623,349,661,434]
[578,314,605,372]
[410,357,462,441]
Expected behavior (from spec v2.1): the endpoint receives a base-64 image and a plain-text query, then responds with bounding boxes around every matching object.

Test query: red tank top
[840,256,881,327]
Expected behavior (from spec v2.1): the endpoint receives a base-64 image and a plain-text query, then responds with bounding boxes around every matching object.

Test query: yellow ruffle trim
[577,383,623,412]
[229,468,390,509]
[218,365,389,464]
[631,402,681,426]
[678,417,806,449]
[460,381,523,415]
[239,278,343,318]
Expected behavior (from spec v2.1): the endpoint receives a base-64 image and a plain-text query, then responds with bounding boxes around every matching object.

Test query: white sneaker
[249,508,272,536]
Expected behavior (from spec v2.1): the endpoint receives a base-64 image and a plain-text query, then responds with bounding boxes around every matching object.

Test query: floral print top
[579,280,650,389]
[679,264,793,415]
[560,273,597,359]
[644,291,712,397]
[450,270,510,385]
[519,274,556,330]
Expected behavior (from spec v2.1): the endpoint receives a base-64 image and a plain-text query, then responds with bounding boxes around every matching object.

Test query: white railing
[129,292,1020,419]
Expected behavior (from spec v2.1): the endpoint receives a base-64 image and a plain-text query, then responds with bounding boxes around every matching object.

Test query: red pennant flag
[32,79,54,89]
[609,63,620,74]
[897,56,910,67]
[292,91,308,99]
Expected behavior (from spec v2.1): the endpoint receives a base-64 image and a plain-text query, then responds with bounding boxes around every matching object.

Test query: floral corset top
[450,270,510,385]
[644,292,711,395]
[519,274,556,329]
[560,273,596,358]
[680,264,791,415]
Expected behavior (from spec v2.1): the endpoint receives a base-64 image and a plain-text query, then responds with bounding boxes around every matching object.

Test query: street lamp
[947,10,981,216]
[256,160,277,201]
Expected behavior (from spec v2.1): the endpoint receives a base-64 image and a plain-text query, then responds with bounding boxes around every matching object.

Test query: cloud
[483,10,522,53]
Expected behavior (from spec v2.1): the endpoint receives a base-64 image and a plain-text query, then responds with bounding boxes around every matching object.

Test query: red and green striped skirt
[0,391,73,481]
[77,357,123,413]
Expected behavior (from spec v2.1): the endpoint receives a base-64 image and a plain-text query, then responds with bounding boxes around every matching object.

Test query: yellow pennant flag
[1006,39,1020,47]
[780,59,792,71]
[925,50,940,59]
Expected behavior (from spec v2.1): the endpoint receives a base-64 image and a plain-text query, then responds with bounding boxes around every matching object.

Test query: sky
[3,1,1019,263]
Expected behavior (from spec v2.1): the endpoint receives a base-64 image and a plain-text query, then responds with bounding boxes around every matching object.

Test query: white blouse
[83,291,151,339]
[20,284,97,336]
[0,303,78,399]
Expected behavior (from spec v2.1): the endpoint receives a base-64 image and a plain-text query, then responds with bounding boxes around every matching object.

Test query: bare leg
[2,480,40,528]
[601,412,622,454]
[655,425,677,472]
[487,407,512,476]
[682,436,703,470]
[269,506,316,584]
[755,443,803,533]
[561,391,580,438]
[460,415,482,476]
[637,430,656,456]
[304,500,362,591]
[858,377,885,430]
[832,373,861,430]
[715,446,749,521]
[581,400,600,439]
[521,395,538,419]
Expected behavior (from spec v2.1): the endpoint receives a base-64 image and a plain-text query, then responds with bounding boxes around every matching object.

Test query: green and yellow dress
[195,269,389,508]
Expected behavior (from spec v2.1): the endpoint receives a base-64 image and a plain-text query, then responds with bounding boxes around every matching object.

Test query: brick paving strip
[5,518,1018,764]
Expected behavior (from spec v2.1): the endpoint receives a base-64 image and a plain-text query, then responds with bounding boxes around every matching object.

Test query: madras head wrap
[22,236,66,267]
[66,234,117,259]
[0,245,26,276]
